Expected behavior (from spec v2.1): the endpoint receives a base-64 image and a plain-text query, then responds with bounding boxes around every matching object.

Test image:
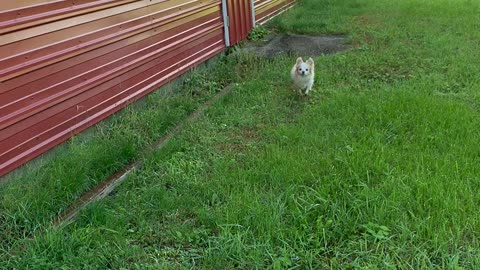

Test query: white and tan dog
[291,57,315,95]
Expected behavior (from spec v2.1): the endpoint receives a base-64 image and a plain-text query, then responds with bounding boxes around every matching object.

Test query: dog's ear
[296,57,304,65]
[306,57,314,67]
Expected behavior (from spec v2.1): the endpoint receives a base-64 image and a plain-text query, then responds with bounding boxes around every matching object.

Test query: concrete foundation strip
[53,83,235,228]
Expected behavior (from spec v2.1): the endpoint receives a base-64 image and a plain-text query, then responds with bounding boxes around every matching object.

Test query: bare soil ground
[246,34,350,58]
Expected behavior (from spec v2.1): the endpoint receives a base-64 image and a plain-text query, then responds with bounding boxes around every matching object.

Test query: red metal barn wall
[0,0,295,177]
[254,0,295,24]
[0,0,226,176]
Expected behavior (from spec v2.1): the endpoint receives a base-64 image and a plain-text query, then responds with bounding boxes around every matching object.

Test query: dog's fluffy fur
[291,57,315,95]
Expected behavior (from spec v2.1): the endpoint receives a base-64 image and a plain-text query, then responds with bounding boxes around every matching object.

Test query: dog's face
[294,57,314,77]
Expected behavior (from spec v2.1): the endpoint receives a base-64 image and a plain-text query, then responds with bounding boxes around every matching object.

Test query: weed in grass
[248,25,269,41]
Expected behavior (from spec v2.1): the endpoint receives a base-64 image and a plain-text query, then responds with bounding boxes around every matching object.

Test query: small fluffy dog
[291,57,315,95]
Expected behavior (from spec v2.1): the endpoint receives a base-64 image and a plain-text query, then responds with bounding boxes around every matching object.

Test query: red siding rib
[0,0,138,33]
[0,0,225,177]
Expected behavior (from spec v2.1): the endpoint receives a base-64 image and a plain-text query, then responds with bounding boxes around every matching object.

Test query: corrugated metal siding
[0,0,226,176]
[227,0,253,45]
[254,0,295,25]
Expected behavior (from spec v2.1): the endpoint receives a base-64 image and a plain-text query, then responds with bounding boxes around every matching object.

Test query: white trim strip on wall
[221,0,230,47]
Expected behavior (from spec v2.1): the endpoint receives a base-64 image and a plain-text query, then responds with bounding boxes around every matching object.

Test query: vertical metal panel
[254,0,295,25]
[226,0,253,46]
[0,0,226,177]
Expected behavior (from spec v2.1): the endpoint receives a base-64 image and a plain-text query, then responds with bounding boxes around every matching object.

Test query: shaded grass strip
[53,84,235,228]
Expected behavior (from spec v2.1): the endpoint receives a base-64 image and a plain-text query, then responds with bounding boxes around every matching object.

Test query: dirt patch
[246,34,350,58]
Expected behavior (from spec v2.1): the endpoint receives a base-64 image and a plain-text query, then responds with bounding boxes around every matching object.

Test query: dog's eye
[306,69,309,71]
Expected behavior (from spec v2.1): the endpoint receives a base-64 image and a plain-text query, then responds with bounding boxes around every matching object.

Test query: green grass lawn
[2,0,480,268]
